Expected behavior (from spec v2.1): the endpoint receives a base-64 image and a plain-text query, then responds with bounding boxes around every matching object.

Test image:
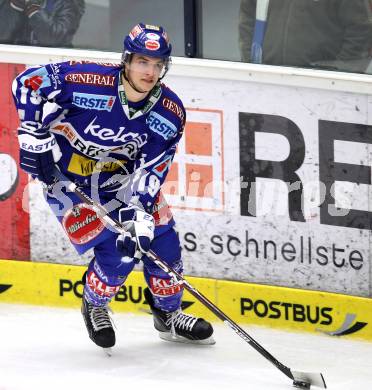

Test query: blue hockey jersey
[12,60,186,218]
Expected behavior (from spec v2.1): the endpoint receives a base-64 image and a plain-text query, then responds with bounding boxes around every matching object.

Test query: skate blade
[103,347,113,356]
[159,332,216,345]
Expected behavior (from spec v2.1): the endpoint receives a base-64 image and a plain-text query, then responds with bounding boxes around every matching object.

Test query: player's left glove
[116,210,155,260]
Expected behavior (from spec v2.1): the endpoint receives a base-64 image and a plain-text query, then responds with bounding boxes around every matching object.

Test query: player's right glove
[18,126,60,185]
[116,210,155,261]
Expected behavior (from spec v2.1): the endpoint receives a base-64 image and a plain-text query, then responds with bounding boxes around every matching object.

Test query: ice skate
[144,288,215,345]
[81,297,115,349]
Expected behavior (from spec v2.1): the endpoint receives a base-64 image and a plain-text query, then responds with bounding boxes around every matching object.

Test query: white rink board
[164,75,372,297]
[1,46,371,297]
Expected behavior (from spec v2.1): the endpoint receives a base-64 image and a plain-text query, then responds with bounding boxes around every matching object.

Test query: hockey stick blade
[292,371,327,389]
[52,171,327,389]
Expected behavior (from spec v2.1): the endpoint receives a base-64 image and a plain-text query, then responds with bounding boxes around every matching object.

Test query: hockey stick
[52,172,327,389]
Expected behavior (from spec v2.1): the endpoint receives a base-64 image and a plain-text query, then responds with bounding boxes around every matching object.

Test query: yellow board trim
[0,259,371,341]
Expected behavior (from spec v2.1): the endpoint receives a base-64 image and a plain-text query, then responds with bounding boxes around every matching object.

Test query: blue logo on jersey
[146,112,177,140]
[72,92,116,112]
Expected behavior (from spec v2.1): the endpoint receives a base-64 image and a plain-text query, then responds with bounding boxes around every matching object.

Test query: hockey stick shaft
[53,173,325,387]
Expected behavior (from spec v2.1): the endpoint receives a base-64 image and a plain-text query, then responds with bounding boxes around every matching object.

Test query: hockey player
[12,23,214,349]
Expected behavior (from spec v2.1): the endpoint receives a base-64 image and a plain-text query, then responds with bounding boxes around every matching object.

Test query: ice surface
[0,303,371,390]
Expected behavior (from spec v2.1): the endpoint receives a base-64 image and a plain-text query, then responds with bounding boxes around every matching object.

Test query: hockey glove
[116,210,155,260]
[18,127,60,185]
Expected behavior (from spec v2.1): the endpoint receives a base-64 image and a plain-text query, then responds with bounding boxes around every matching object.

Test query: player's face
[126,54,165,92]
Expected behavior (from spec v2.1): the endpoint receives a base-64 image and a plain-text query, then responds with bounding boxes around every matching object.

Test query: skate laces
[166,309,198,336]
[89,304,114,332]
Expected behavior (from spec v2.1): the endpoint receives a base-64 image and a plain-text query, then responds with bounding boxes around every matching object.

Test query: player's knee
[150,226,182,263]
[143,257,183,278]
[94,234,137,277]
